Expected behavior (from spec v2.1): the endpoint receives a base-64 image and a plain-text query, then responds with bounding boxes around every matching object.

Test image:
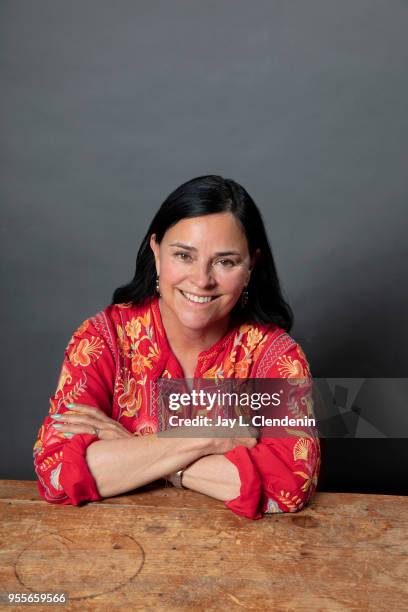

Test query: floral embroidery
[292,437,320,495]
[118,309,160,373]
[58,374,88,408]
[118,376,143,418]
[68,337,105,367]
[276,354,307,384]
[276,490,304,512]
[131,353,153,375]
[125,317,142,342]
[246,327,263,349]
[201,323,266,378]
[117,324,131,358]
[252,334,268,361]
[37,450,63,472]
[55,364,72,396]
[118,377,139,410]
[293,437,310,461]
[234,358,251,378]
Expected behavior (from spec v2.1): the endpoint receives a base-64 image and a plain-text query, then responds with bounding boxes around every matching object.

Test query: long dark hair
[111,175,293,331]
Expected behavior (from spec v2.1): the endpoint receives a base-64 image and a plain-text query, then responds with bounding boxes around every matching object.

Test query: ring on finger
[92,426,100,437]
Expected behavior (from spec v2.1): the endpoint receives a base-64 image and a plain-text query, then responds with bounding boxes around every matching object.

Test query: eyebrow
[169,242,242,257]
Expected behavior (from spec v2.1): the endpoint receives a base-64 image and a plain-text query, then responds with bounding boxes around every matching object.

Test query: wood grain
[0,480,407,611]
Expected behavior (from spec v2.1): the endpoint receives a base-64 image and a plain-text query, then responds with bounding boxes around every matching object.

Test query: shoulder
[65,300,153,358]
[239,321,311,379]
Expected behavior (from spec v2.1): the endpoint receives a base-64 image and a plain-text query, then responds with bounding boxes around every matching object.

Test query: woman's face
[150,212,257,334]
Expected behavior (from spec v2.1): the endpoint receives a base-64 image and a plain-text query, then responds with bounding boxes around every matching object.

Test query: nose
[189,261,216,289]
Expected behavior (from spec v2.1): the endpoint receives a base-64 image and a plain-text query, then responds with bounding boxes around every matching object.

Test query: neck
[158,298,231,355]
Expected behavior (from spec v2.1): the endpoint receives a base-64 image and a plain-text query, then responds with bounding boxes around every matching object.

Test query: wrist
[166,454,203,488]
[174,467,188,489]
[166,466,188,488]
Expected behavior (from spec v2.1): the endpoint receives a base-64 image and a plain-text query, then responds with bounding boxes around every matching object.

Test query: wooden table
[0,481,407,611]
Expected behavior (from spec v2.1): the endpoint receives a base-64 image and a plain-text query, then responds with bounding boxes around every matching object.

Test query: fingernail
[52,423,63,429]
[50,414,63,420]
[66,403,76,408]
[62,432,74,438]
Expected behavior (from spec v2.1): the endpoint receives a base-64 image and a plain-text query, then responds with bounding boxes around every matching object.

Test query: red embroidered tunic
[33,296,320,519]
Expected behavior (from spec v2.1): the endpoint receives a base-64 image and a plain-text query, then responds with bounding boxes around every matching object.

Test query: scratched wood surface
[0,481,407,611]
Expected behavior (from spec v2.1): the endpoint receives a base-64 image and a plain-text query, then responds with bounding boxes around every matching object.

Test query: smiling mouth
[178,289,219,304]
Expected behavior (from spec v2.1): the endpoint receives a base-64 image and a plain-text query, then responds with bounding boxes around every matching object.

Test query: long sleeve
[33,313,116,505]
[223,342,321,520]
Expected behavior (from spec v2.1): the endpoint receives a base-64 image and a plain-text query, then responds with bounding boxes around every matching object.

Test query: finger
[51,422,132,439]
[51,422,97,436]
[57,409,126,433]
[53,411,100,424]
[51,418,103,434]
[64,403,111,423]
[64,412,134,438]
[53,413,129,436]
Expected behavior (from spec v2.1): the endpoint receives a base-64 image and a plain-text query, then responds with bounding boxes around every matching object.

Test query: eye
[215,259,236,267]
[174,251,192,261]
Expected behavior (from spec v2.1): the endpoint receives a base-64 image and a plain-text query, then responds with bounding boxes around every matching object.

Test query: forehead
[162,213,248,249]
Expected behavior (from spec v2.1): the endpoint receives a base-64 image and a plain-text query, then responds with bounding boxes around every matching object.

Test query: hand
[208,423,259,454]
[49,403,134,440]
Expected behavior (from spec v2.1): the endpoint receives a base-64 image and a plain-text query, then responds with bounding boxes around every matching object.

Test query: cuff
[60,434,103,505]
[223,445,263,520]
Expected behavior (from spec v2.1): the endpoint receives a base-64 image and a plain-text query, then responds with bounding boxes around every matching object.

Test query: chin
[176,313,215,331]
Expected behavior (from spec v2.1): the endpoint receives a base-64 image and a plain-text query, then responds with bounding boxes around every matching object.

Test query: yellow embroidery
[56,364,72,395]
[276,355,307,383]
[125,317,142,342]
[277,490,304,512]
[117,371,146,418]
[293,437,310,461]
[68,337,105,367]
[131,352,153,375]
[201,324,264,378]
[294,471,313,492]
[117,324,131,358]
[246,327,263,349]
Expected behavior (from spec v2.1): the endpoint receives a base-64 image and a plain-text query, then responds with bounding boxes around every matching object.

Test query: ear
[150,234,160,275]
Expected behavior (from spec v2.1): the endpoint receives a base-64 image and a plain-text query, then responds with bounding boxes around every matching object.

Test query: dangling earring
[156,275,161,295]
[241,288,249,308]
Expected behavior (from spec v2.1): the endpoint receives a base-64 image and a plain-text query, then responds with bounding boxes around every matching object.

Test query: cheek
[160,260,186,284]
[218,269,247,292]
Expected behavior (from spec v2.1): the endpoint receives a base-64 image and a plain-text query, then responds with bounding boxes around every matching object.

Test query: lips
[178,289,218,304]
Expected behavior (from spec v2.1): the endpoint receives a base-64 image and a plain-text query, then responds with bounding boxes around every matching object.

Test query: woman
[33,175,320,520]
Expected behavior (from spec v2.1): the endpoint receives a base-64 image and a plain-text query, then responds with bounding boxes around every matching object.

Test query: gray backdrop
[1,1,407,491]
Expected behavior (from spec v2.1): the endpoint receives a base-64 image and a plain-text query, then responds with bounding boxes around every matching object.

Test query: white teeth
[181,291,214,303]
